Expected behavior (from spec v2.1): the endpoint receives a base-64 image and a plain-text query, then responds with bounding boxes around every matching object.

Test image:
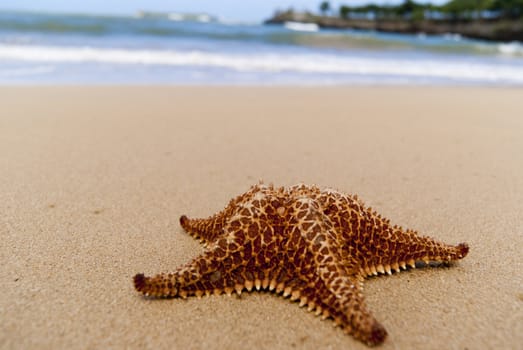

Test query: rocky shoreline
[264,11,523,42]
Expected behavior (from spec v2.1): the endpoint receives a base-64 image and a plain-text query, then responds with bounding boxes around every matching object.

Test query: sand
[1,86,521,350]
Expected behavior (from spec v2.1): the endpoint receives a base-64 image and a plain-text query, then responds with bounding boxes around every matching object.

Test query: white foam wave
[497,42,523,56]
[284,21,319,32]
[443,33,462,41]
[196,14,212,23]
[475,41,523,57]
[1,44,523,83]
[167,13,183,21]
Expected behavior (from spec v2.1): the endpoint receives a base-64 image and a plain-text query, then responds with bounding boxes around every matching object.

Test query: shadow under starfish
[133,183,469,347]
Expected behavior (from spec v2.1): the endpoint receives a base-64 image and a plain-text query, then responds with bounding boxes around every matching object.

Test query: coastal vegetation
[338,0,523,21]
[265,0,523,41]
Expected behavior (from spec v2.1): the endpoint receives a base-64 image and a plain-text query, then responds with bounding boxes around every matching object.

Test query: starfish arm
[179,214,225,243]
[289,197,387,346]
[179,184,267,243]
[386,228,469,265]
[300,276,387,347]
[360,218,469,276]
[134,239,245,298]
[135,202,278,298]
[338,280,387,347]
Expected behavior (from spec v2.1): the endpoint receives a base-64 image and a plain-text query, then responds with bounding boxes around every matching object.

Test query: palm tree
[320,1,331,16]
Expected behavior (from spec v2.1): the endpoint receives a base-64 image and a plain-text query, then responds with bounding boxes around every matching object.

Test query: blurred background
[1,0,522,85]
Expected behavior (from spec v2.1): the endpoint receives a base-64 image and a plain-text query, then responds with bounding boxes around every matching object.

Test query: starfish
[133,183,469,346]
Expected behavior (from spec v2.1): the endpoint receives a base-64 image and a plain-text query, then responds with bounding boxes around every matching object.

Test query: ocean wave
[497,42,523,56]
[1,43,523,83]
[284,22,319,32]
[474,41,523,57]
[0,12,304,45]
[2,12,522,58]
[0,65,55,77]
[443,33,462,41]
[0,15,109,35]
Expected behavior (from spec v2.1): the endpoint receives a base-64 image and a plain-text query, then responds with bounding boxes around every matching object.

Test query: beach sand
[1,86,521,349]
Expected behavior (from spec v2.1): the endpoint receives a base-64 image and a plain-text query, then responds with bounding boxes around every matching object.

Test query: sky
[0,0,447,22]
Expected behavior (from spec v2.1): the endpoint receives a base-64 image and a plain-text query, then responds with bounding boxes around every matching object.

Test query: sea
[1,10,523,85]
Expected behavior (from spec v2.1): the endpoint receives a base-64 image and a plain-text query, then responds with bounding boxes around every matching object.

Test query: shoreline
[2,82,523,88]
[1,86,522,349]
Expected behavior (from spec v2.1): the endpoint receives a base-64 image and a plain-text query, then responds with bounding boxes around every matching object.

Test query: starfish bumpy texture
[133,183,469,346]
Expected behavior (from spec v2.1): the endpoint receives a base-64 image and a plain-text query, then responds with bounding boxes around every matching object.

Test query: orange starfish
[133,183,469,346]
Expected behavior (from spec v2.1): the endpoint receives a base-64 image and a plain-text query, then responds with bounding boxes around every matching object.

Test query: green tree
[442,0,503,19]
[336,0,523,21]
[490,0,523,18]
[395,0,428,19]
[320,1,331,16]
[339,5,351,19]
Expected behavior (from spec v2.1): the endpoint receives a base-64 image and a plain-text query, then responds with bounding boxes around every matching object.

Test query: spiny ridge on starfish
[133,183,469,346]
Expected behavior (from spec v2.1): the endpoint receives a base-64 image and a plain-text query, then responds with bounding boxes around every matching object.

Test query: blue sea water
[1,10,523,85]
